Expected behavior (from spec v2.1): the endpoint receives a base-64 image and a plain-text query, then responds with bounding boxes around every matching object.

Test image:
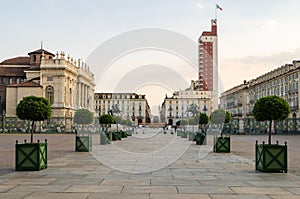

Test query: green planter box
[195,132,206,145]
[112,132,122,141]
[126,130,132,136]
[189,132,196,141]
[255,141,287,173]
[121,131,128,138]
[214,136,230,153]
[181,131,188,138]
[76,136,92,152]
[177,131,182,136]
[15,139,47,171]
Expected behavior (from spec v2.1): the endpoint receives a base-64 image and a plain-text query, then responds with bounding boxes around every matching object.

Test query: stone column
[80,83,84,107]
[239,118,245,134]
[83,84,86,108]
[87,86,90,110]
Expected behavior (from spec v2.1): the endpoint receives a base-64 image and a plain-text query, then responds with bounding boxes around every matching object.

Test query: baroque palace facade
[94,92,151,125]
[220,60,300,118]
[0,48,94,131]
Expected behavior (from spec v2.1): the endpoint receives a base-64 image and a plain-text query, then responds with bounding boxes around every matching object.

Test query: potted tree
[212,109,231,153]
[74,109,93,152]
[15,96,51,171]
[195,112,208,145]
[188,117,197,141]
[253,96,290,173]
[180,119,188,138]
[99,114,114,144]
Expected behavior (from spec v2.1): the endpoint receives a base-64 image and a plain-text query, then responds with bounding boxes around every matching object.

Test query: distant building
[159,19,219,124]
[0,48,95,131]
[197,19,218,110]
[94,92,151,125]
[220,60,300,118]
[160,81,212,125]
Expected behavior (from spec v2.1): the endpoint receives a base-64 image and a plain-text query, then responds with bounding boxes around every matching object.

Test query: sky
[1,0,300,115]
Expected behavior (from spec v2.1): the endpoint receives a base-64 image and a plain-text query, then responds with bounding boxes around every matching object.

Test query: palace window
[46,86,54,105]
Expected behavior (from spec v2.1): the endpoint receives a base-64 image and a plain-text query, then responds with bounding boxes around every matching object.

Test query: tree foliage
[199,112,209,126]
[180,119,188,126]
[199,112,209,125]
[74,109,93,124]
[225,111,231,123]
[123,119,133,126]
[210,109,226,124]
[99,114,114,125]
[16,96,51,122]
[188,117,198,125]
[253,96,290,144]
[253,96,290,122]
[114,116,123,124]
[16,95,51,143]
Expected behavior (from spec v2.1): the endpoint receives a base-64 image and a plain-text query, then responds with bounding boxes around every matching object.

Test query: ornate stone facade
[1,48,95,131]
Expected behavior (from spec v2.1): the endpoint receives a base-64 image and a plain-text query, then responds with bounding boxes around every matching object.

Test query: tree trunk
[268,120,272,145]
[31,121,35,143]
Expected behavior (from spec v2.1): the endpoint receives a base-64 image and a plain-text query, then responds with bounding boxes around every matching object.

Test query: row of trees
[176,110,231,127]
[16,95,290,146]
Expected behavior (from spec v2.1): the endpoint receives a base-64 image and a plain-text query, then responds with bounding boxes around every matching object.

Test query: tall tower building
[198,19,218,110]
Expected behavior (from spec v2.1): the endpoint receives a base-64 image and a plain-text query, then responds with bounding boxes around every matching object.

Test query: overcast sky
[1,0,300,114]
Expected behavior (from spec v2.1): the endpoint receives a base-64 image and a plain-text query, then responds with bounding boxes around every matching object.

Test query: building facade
[197,19,218,110]
[94,93,151,125]
[220,60,300,118]
[160,81,212,125]
[1,48,95,131]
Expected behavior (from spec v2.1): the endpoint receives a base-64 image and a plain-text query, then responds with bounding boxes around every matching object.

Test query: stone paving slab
[269,195,300,199]
[87,193,149,199]
[0,185,16,192]
[122,185,178,194]
[0,192,32,199]
[3,178,56,185]
[9,185,70,193]
[230,186,292,195]
[150,193,210,199]
[100,178,150,186]
[0,131,300,198]
[177,185,234,194]
[24,192,89,199]
[210,195,272,199]
[65,185,123,193]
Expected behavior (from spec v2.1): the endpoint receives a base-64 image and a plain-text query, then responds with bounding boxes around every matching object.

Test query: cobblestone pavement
[0,131,300,198]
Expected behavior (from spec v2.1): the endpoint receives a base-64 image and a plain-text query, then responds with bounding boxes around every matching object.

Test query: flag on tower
[216,3,223,11]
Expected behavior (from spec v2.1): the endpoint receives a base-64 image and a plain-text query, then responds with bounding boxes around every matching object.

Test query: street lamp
[2,111,5,133]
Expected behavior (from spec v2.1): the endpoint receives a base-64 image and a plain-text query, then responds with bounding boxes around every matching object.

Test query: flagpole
[215,3,217,20]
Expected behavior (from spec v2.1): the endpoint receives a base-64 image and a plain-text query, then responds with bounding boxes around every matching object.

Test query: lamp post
[2,111,5,133]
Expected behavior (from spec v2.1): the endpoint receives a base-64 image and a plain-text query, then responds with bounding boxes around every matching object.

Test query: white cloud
[197,3,203,9]
[261,19,278,29]
[220,48,300,91]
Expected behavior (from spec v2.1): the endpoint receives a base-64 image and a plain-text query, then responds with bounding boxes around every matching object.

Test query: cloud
[261,19,278,29]
[220,48,300,91]
[197,3,203,9]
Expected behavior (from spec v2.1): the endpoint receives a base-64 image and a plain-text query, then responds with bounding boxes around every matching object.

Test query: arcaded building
[220,60,300,118]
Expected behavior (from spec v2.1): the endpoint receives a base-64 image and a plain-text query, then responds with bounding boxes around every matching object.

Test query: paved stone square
[0,130,300,198]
